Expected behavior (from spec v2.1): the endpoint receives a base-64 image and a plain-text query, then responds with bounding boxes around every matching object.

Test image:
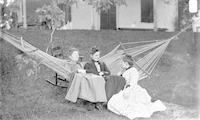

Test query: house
[67,0,179,31]
[8,0,200,31]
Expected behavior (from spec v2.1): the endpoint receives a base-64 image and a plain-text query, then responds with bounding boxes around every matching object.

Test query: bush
[35,3,65,30]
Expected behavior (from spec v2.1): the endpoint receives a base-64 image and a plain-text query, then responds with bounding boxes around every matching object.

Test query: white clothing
[107,67,166,119]
[94,61,101,73]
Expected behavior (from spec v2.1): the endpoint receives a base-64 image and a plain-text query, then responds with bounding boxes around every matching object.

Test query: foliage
[36,1,66,53]
[178,0,193,30]
[7,0,20,12]
[0,0,20,14]
[57,0,79,6]
[35,0,126,29]
[57,0,126,12]
[35,2,65,29]
[86,0,126,12]
[15,53,40,77]
[0,0,20,29]
[36,0,126,53]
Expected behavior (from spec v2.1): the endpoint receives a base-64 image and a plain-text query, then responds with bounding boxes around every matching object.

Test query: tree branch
[45,28,55,53]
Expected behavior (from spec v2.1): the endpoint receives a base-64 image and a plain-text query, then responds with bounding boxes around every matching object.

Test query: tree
[58,0,126,12]
[0,0,20,29]
[0,0,8,21]
[36,0,65,53]
[86,0,126,12]
[7,0,20,12]
[36,0,126,53]
[178,0,193,31]
[36,1,65,30]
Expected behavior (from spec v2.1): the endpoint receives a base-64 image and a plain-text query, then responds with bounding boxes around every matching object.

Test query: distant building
[15,0,200,31]
[67,0,178,31]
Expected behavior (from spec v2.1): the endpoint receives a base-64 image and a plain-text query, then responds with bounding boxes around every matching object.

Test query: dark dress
[84,60,110,76]
[84,60,126,101]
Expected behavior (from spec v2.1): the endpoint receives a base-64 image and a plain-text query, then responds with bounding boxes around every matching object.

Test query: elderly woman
[65,47,107,105]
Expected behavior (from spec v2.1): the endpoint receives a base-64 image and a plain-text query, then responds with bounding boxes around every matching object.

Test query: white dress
[107,67,166,120]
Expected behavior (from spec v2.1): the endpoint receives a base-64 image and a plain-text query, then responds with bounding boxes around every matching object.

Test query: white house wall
[155,0,178,31]
[117,0,178,31]
[70,0,178,31]
[118,0,154,29]
[71,1,100,30]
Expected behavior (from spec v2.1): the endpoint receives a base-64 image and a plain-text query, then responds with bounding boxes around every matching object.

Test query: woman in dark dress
[84,46,126,108]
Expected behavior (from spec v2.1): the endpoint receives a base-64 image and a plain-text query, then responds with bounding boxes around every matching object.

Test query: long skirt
[108,86,166,119]
[105,75,126,100]
[65,73,107,103]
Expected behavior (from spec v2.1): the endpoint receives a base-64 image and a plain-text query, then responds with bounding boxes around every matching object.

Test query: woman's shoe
[76,98,85,106]
[102,102,107,109]
[95,103,103,111]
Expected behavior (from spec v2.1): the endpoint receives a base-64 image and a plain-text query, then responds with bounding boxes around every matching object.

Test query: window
[100,5,116,30]
[141,0,154,23]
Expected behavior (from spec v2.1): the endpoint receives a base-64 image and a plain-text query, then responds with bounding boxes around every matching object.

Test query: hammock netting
[100,39,172,80]
[0,28,188,81]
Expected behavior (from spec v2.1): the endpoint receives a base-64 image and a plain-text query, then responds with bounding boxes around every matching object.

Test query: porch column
[92,7,100,30]
[96,10,100,30]
[116,5,119,30]
[22,0,27,29]
[18,1,23,23]
[91,7,95,30]
[153,0,157,31]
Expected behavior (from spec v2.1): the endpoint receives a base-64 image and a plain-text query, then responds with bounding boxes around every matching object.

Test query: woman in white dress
[107,54,166,119]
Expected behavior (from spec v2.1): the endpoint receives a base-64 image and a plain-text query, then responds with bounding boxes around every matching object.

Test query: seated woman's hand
[103,71,110,76]
[99,72,104,76]
[77,69,86,74]
[123,87,131,99]
[117,71,122,76]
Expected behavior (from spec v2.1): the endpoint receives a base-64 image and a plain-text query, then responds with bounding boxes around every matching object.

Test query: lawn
[0,28,199,120]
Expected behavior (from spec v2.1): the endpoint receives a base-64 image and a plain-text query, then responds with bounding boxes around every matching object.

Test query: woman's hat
[90,46,99,55]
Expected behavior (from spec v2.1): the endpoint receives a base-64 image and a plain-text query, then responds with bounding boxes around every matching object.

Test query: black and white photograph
[0,0,199,120]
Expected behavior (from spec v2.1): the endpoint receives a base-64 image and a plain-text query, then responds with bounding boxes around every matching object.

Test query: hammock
[0,25,190,81]
[0,31,72,80]
[100,39,171,80]
[100,24,192,80]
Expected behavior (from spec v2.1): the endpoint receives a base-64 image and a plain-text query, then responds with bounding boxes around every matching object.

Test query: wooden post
[153,0,157,31]
[18,0,23,23]
[91,7,95,30]
[116,5,119,30]
[22,0,27,29]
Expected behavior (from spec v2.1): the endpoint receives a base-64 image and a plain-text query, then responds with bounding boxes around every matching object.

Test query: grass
[0,28,199,120]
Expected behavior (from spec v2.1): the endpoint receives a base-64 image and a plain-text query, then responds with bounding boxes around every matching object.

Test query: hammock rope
[101,22,193,80]
[0,31,72,79]
[0,22,193,81]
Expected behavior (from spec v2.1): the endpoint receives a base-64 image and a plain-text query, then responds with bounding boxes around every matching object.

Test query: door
[141,0,154,23]
[100,5,116,30]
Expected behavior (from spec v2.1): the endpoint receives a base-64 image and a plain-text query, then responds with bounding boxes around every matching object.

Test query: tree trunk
[46,28,56,53]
